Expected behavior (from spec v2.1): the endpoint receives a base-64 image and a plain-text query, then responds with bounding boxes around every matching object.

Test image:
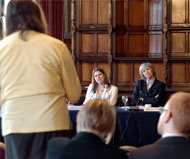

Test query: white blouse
[83,84,118,106]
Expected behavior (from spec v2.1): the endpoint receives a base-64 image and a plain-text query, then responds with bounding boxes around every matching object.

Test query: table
[69,107,161,147]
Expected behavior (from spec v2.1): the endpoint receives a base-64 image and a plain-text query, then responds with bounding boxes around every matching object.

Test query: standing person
[83,68,118,106]
[129,92,190,159]
[0,0,81,159]
[47,99,128,159]
[131,62,165,107]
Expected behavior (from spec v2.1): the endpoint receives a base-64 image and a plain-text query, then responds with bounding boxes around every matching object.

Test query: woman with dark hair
[0,1,81,159]
[83,68,118,106]
[131,62,165,107]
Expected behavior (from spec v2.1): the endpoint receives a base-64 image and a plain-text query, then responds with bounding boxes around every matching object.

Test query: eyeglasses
[159,107,168,114]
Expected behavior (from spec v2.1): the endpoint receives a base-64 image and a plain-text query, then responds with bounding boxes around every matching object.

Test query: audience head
[5,0,47,37]
[139,62,156,80]
[157,92,190,136]
[77,99,116,143]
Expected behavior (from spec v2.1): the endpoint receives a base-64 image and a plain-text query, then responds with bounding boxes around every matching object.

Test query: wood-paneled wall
[70,0,168,98]
[39,0,190,103]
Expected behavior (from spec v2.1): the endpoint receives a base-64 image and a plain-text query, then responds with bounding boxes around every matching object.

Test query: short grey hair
[139,62,156,80]
[77,99,116,142]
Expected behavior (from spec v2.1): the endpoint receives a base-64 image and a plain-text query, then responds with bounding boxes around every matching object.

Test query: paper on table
[118,106,144,110]
[67,104,82,110]
[144,107,161,112]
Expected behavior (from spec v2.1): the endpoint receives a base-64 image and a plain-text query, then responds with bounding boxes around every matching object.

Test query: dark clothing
[46,132,127,159]
[131,79,165,107]
[129,137,190,159]
[4,130,70,159]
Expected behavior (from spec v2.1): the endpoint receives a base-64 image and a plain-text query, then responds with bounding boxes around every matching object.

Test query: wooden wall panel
[81,34,95,53]
[128,1,144,26]
[65,0,190,102]
[97,63,109,75]
[115,34,125,56]
[188,33,190,52]
[134,63,141,82]
[128,34,145,56]
[148,0,162,26]
[154,63,164,81]
[117,63,131,83]
[170,33,186,53]
[189,2,190,23]
[170,63,186,83]
[98,34,108,53]
[81,0,95,24]
[171,0,185,24]
[116,0,124,25]
[148,33,162,55]
[81,63,94,82]
[98,0,108,24]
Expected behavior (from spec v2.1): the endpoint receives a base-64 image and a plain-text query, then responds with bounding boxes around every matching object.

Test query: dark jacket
[129,137,190,159]
[131,79,165,107]
[46,132,127,159]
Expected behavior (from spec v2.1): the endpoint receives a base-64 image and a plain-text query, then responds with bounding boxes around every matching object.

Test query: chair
[0,142,5,159]
[120,145,137,158]
[120,145,137,152]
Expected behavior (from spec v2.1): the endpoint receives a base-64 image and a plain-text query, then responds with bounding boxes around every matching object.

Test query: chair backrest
[120,145,137,151]
[0,142,5,159]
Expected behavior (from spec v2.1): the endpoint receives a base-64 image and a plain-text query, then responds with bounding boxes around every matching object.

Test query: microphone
[105,84,108,89]
[103,84,110,100]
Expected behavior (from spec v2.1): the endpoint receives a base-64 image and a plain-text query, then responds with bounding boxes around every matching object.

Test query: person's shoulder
[87,83,93,89]
[48,137,70,146]
[36,31,65,45]
[136,80,144,85]
[47,137,71,154]
[155,79,165,86]
[110,84,118,90]
[0,31,20,47]
[89,83,93,86]
[129,143,157,158]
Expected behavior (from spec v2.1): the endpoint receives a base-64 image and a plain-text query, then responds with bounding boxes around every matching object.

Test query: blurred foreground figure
[0,0,81,159]
[130,92,190,159]
[47,99,128,159]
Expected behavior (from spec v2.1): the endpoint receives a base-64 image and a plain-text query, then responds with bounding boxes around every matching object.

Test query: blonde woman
[131,62,165,107]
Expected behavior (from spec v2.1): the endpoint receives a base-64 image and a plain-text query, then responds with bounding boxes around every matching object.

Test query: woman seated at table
[131,62,165,107]
[83,68,118,106]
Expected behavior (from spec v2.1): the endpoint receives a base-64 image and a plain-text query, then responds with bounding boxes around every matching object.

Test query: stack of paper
[67,105,82,110]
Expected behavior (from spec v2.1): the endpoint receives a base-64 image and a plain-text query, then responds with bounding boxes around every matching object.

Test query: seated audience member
[131,62,165,107]
[84,68,118,106]
[46,99,128,159]
[129,92,190,159]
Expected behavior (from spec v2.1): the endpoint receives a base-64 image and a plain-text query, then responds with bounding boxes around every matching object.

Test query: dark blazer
[129,136,190,159]
[46,132,127,159]
[131,79,165,107]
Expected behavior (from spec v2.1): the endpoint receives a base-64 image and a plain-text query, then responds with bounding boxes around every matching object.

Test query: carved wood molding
[108,0,113,82]
[163,0,168,85]
[71,0,76,61]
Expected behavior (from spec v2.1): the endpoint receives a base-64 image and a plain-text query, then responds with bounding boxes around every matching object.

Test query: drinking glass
[122,95,128,106]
